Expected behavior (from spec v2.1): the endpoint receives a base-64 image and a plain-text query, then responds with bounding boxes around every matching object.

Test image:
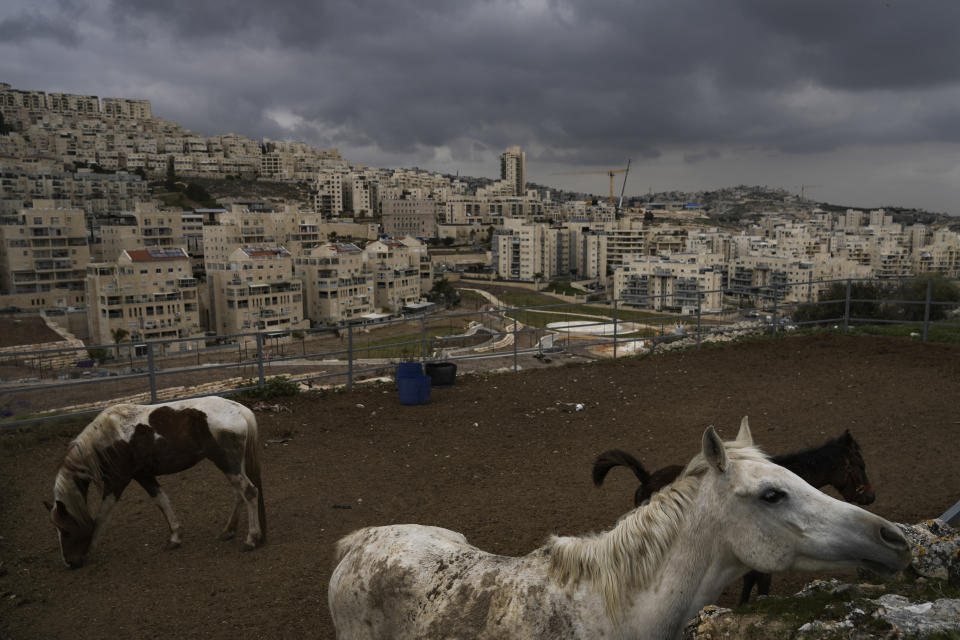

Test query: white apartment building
[394,235,434,292]
[86,247,201,348]
[316,171,344,217]
[0,199,89,310]
[381,197,443,238]
[294,243,374,325]
[95,202,185,262]
[206,247,306,335]
[500,146,527,197]
[364,239,421,313]
[493,219,555,281]
[614,253,725,313]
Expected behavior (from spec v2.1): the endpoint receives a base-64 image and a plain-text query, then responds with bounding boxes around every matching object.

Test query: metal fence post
[347,324,354,389]
[255,332,265,388]
[420,315,427,361]
[843,279,852,333]
[771,283,779,338]
[922,277,933,343]
[696,292,702,349]
[146,342,157,403]
[513,309,519,372]
[612,298,619,359]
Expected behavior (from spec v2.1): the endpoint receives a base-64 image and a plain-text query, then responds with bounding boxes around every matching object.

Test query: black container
[424,361,457,386]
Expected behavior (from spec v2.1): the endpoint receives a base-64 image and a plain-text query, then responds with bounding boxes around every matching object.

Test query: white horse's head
[700,422,911,576]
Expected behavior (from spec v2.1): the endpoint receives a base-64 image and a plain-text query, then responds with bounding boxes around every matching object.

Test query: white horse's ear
[702,426,728,473]
[735,416,753,445]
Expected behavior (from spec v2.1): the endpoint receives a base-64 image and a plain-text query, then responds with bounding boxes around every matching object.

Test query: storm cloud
[2,0,959,212]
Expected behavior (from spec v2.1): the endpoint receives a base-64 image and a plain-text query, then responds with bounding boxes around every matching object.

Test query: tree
[110,328,129,360]
[792,281,882,325]
[427,278,460,307]
[185,182,212,203]
[644,211,655,223]
[165,155,176,190]
[894,275,960,322]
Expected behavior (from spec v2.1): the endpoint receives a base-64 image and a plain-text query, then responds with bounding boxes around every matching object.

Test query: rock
[896,519,960,584]
[684,520,960,639]
[872,594,960,637]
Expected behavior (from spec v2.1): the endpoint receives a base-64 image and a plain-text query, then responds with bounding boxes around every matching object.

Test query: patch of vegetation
[237,375,300,401]
[86,348,108,362]
[353,326,465,359]
[542,281,582,296]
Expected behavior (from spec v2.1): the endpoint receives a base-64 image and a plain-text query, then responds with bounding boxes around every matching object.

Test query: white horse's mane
[53,404,139,526]
[548,440,768,615]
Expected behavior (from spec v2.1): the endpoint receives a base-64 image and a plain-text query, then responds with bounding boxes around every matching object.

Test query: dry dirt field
[1,332,959,639]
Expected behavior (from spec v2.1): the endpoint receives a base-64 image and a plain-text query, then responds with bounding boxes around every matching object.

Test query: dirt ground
[1,333,959,639]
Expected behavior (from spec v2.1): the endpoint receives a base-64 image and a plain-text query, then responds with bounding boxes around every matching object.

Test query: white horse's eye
[760,489,786,504]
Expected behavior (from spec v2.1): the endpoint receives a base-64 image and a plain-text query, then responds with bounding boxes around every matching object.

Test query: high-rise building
[500,146,526,197]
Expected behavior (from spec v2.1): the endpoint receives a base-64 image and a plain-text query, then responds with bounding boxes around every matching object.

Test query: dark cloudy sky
[3,0,960,213]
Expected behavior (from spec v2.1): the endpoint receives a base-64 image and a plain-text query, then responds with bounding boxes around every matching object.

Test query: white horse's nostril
[879,526,908,550]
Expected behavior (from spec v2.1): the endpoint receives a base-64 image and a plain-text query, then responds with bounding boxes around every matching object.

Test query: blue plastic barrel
[396,361,423,388]
[398,374,431,405]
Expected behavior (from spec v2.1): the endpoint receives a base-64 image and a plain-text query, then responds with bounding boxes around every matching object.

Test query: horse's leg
[739,570,759,605]
[134,474,183,549]
[756,572,772,597]
[219,491,244,541]
[224,473,262,550]
[90,494,119,550]
[206,433,262,550]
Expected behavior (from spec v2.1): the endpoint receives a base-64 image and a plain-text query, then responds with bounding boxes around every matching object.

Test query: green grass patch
[353,326,465,359]
[848,322,960,344]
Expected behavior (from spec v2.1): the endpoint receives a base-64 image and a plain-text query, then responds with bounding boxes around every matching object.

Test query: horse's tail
[592,449,651,487]
[243,408,267,543]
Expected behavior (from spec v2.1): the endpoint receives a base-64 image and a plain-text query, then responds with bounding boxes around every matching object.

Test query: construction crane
[552,163,631,206]
[615,159,632,218]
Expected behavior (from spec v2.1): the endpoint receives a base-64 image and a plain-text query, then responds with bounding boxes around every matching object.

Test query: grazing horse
[46,396,265,568]
[328,423,910,640]
[592,418,875,603]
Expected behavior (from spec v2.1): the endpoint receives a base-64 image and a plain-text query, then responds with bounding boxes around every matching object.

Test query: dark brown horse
[592,419,874,604]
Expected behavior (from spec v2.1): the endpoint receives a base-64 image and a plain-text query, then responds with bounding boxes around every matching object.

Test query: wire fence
[1,276,957,428]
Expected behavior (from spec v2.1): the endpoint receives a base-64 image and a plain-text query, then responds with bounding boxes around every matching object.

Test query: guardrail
[1,276,957,428]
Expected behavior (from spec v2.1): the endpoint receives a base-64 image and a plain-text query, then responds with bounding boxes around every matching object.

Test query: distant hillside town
[1,82,958,348]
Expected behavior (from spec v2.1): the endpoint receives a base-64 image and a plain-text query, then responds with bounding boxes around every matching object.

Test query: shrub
[792,282,883,325]
[238,376,300,401]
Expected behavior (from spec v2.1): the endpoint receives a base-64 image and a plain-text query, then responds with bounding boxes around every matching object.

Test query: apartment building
[381,197,442,238]
[343,173,374,217]
[86,247,201,349]
[0,199,89,310]
[316,171,344,217]
[492,219,555,281]
[101,97,152,120]
[500,146,527,197]
[95,202,185,262]
[294,243,373,325]
[614,253,725,313]
[364,239,421,313]
[206,246,306,335]
[394,235,434,292]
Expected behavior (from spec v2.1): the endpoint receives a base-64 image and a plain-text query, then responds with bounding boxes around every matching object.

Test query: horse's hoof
[166,540,182,550]
[219,531,236,541]
[241,542,257,552]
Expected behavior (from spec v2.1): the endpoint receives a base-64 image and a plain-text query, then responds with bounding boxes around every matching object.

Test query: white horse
[328,420,911,640]
[46,396,265,568]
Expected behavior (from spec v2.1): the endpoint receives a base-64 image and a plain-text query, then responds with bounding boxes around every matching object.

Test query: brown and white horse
[46,396,265,568]
[328,422,911,640]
